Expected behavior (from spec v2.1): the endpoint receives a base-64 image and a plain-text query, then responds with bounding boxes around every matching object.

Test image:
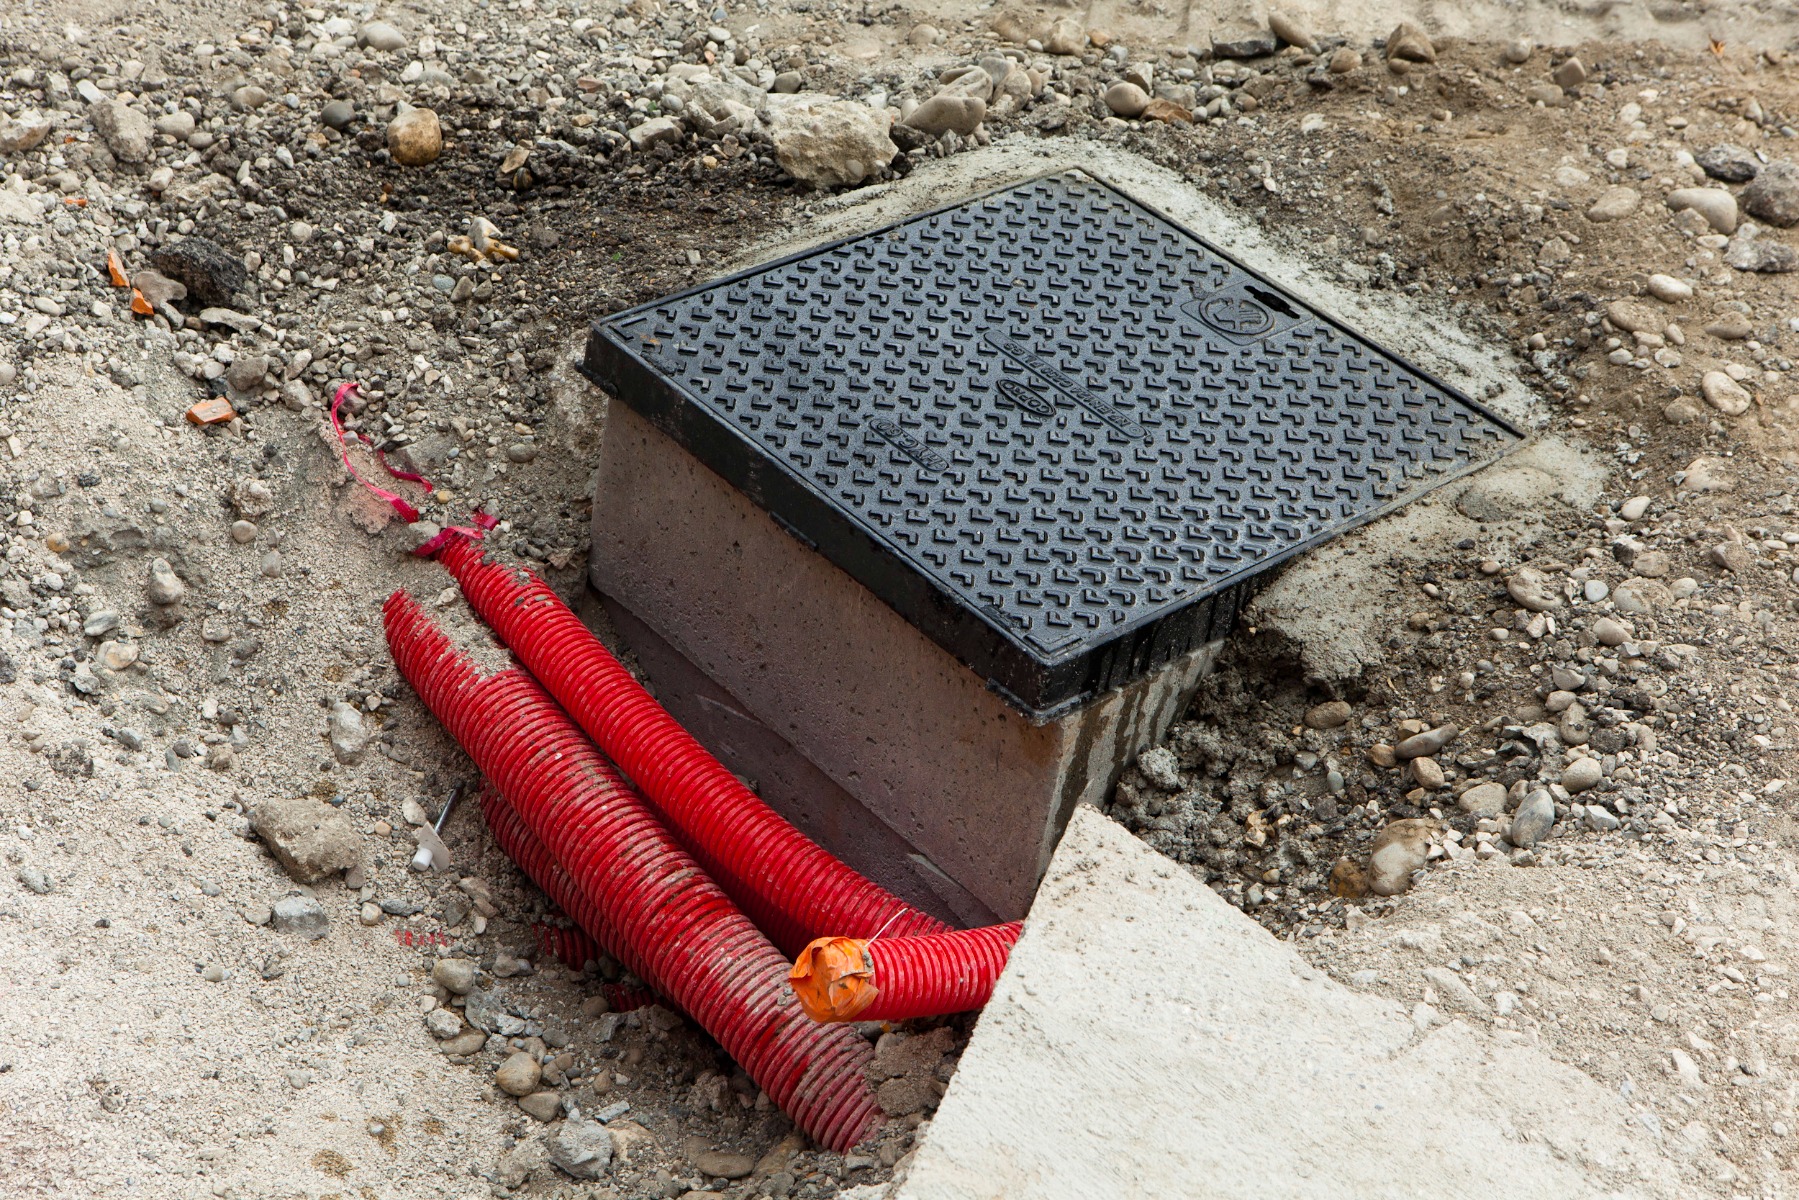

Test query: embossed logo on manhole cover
[994,378,1055,417]
[1197,295,1275,339]
[867,416,948,474]
[1182,280,1308,345]
[981,332,1145,439]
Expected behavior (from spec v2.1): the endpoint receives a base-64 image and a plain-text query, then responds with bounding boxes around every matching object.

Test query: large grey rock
[359,20,408,51]
[1367,818,1433,895]
[896,806,1690,1200]
[626,115,683,151]
[1585,186,1641,222]
[89,99,153,162]
[327,701,368,764]
[464,989,527,1036]
[1213,26,1279,58]
[154,110,194,139]
[145,557,186,605]
[1103,82,1150,118]
[1604,299,1664,334]
[903,94,986,137]
[1696,143,1759,183]
[1506,566,1561,612]
[1702,370,1752,415]
[496,1051,543,1096]
[1268,11,1317,50]
[1742,161,1799,228]
[424,1008,463,1039]
[1043,16,1085,54]
[1393,724,1457,760]
[1726,236,1798,274]
[1509,789,1555,848]
[1456,782,1507,818]
[253,796,359,883]
[760,95,896,189]
[1384,22,1436,62]
[225,354,270,394]
[546,1117,614,1180]
[0,111,53,154]
[385,105,442,166]
[271,894,329,939]
[1666,187,1738,234]
[432,957,477,995]
[151,237,245,307]
[1562,757,1603,792]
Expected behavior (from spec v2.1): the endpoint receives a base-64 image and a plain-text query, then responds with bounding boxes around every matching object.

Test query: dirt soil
[0,0,1797,1197]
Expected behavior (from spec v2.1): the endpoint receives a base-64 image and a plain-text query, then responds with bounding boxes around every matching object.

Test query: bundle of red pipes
[383,534,1022,1150]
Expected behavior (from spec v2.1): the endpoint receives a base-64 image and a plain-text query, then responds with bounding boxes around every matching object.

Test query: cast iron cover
[582,170,1522,719]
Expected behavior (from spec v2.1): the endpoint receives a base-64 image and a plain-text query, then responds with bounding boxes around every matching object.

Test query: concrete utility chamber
[580,170,1520,924]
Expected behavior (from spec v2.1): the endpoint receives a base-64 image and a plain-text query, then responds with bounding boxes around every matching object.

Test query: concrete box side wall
[591,401,1211,918]
[600,599,1003,929]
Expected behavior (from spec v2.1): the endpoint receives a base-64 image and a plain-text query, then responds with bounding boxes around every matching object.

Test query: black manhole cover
[581,170,1523,719]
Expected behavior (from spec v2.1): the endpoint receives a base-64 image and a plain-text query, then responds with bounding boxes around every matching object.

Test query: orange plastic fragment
[788,937,878,1023]
[186,397,237,425]
[107,250,129,288]
[130,287,153,315]
[63,196,87,207]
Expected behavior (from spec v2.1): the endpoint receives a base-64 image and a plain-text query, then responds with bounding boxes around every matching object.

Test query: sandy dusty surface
[1,0,1798,1196]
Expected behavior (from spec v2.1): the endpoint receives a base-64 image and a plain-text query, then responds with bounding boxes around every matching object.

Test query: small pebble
[519,1091,564,1121]
[425,1008,463,1039]
[496,1051,543,1096]
[1645,274,1692,303]
[1303,700,1352,729]
[1410,756,1445,789]
[387,106,443,166]
[1510,790,1556,848]
[1563,757,1604,793]
[1592,617,1630,646]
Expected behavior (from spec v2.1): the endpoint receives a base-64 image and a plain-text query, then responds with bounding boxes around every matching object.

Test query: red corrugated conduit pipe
[432,536,947,956]
[482,788,665,1013]
[789,923,1024,1023]
[479,787,634,977]
[384,589,883,1150]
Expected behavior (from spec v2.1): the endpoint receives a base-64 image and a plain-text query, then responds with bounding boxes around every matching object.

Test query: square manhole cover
[581,170,1523,719]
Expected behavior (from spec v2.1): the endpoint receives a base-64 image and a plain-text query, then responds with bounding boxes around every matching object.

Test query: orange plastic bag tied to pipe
[789,937,877,1022]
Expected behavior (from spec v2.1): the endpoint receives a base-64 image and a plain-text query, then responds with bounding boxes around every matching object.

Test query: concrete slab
[897,805,1689,1200]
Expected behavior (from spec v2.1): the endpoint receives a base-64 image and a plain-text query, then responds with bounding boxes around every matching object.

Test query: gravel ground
[1,0,1797,1196]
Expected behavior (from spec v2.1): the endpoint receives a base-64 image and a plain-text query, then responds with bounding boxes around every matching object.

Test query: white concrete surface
[898,805,1692,1200]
